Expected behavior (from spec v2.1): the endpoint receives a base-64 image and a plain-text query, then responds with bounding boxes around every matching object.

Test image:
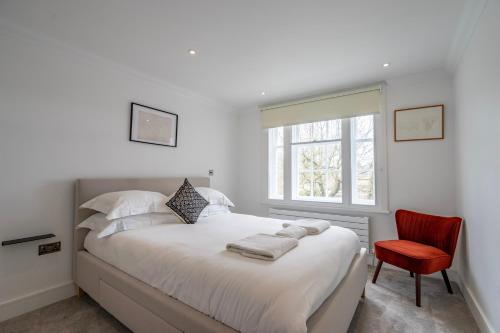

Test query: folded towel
[275,226,307,239]
[227,233,298,261]
[282,219,330,235]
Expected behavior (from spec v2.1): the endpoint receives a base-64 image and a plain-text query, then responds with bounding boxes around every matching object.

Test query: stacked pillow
[80,190,172,220]
[78,190,179,238]
[78,212,181,238]
[195,187,234,218]
[77,179,235,237]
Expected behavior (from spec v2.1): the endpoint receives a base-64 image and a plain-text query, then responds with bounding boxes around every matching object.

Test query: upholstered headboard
[73,177,210,278]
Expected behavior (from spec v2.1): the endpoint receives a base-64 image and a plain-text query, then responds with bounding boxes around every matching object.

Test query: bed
[73,177,368,333]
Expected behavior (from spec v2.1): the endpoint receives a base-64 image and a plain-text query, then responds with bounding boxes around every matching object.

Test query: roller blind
[260,85,382,129]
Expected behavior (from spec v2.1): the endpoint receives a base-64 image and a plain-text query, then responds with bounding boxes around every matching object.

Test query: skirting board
[0,281,75,322]
[456,276,496,333]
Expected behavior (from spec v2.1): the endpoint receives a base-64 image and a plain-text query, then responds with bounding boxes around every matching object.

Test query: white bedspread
[84,213,360,333]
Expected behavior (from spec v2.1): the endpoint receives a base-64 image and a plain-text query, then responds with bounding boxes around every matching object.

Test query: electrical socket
[39,241,61,255]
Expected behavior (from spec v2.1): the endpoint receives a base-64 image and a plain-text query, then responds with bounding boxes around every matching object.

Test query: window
[267,114,386,211]
[351,115,375,205]
[268,126,284,199]
[291,120,343,202]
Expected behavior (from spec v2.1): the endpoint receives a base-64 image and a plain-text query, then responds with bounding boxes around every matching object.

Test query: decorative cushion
[374,240,452,274]
[166,179,209,224]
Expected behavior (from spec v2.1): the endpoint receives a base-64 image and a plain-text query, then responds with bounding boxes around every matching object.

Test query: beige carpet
[0,268,479,333]
[348,267,479,333]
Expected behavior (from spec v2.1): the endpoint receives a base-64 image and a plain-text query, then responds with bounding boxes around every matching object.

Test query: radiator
[269,208,370,251]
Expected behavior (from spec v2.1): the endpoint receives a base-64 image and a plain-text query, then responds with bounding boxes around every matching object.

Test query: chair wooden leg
[441,270,453,294]
[410,271,414,278]
[372,260,383,283]
[415,273,421,307]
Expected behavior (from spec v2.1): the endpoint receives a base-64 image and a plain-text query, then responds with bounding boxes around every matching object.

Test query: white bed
[84,213,360,333]
[73,177,368,333]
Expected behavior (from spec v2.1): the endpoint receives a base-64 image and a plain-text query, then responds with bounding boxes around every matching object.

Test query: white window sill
[261,199,390,215]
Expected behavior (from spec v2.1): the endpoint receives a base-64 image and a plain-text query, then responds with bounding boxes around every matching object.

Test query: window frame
[262,90,388,214]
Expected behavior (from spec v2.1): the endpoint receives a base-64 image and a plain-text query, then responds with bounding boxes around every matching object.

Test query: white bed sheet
[84,213,360,333]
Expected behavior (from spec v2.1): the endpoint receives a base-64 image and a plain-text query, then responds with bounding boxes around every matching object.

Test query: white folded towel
[226,233,298,261]
[282,219,330,235]
[275,226,307,239]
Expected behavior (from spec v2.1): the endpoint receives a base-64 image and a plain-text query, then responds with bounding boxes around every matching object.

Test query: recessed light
[188,49,197,55]
[261,91,266,96]
[383,62,390,68]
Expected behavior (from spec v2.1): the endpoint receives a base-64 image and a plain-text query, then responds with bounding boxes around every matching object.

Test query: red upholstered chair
[372,209,462,307]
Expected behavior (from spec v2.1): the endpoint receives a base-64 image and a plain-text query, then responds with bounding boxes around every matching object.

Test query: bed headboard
[73,177,210,278]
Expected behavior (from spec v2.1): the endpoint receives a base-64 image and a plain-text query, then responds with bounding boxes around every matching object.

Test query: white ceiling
[0,0,465,109]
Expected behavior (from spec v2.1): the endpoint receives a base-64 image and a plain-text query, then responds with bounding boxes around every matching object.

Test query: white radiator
[269,208,370,251]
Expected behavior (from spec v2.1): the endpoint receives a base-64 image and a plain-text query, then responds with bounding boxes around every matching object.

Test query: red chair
[372,209,462,307]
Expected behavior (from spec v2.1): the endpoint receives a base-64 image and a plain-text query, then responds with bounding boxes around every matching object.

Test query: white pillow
[80,190,172,220]
[77,212,181,238]
[195,187,235,207]
[199,204,231,217]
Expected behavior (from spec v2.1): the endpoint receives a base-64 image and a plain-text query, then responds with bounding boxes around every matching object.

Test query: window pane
[312,145,325,169]
[272,126,284,145]
[313,172,326,197]
[292,119,341,143]
[351,116,375,205]
[293,142,342,202]
[299,148,312,170]
[327,168,342,198]
[292,119,342,203]
[354,115,374,140]
[268,127,284,199]
[298,172,312,197]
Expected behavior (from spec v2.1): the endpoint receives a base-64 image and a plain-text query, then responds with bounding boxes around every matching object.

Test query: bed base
[73,178,367,333]
[76,248,367,333]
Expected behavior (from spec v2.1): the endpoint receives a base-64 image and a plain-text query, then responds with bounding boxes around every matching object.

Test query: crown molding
[445,0,488,74]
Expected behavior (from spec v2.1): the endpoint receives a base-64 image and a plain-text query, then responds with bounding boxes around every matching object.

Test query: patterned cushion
[166,179,209,224]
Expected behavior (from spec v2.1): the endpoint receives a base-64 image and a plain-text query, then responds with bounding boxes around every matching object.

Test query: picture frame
[394,104,444,142]
[130,103,178,147]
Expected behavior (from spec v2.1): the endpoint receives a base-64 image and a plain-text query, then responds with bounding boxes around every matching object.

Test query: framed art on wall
[394,104,444,142]
[130,103,178,147]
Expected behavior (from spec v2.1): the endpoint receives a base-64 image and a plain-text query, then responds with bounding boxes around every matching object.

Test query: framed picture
[394,104,444,142]
[130,103,178,147]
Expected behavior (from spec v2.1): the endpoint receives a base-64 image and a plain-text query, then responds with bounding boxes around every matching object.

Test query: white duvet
[84,213,360,333]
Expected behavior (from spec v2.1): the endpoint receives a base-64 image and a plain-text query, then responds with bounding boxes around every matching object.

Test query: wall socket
[39,241,61,255]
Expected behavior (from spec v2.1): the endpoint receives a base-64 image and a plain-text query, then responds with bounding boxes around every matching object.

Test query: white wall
[454,0,500,331]
[235,69,456,262]
[4,3,497,327]
[0,23,237,320]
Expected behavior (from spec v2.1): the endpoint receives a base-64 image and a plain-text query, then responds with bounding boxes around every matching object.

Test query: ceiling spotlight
[383,62,390,68]
[188,49,197,55]
[261,91,266,96]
